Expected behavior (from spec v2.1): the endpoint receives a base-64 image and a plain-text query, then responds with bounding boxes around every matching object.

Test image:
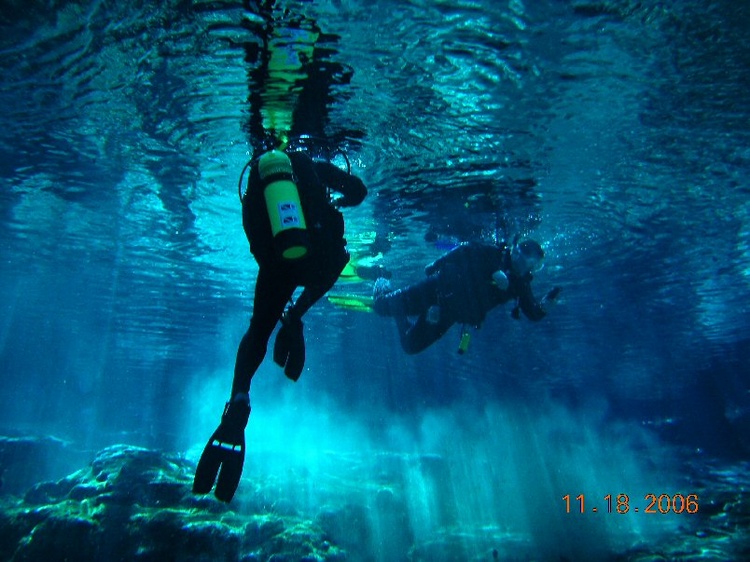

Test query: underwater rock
[316,503,371,555]
[408,527,535,562]
[3,441,749,560]
[314,486,414,562]
[0,444,345,561]
[22,443,195,508]
[372,486,413,560]
[0,435,87,496]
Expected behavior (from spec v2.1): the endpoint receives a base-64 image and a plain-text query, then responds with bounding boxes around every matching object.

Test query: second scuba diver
[372,239,561,354]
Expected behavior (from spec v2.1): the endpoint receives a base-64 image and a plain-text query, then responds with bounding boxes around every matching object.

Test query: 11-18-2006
[562,493,699,514]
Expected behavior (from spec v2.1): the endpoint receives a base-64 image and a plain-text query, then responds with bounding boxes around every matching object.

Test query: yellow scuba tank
[258,150,309,260]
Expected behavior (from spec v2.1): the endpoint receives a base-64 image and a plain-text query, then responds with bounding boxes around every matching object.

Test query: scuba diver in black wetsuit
[193,1,367,503]
[372,239,561,355]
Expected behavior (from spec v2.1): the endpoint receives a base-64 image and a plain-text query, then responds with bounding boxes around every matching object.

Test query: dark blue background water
[1,0,749,559]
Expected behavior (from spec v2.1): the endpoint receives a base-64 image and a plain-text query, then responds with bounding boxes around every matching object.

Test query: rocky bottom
[0,438,747,561]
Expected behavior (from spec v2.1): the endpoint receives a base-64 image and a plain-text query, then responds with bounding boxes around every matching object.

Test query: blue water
[1,0,749,560]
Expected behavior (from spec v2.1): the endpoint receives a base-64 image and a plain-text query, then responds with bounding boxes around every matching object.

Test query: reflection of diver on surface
[241,1,360,152]
[337,231,393,282]
[193,2,367,503]
[373,239,561,355]
[368,231,392,256]
[339,260,392,282]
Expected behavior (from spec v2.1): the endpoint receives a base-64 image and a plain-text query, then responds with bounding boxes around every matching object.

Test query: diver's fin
[273,323,291,368]
[214,434,245,503]
[193,428,245,502]
[337,261,363,284]
[283,318,305,382]
[327,294,374,312]
[274,316,304,380]
[192,400,249,503]
[193,434,222,494]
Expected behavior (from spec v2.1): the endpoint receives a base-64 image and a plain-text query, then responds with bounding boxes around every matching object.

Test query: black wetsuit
[232,151,366,395]
[373,242,546,354]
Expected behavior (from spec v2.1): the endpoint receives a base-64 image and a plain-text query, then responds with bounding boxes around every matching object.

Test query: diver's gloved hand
[273,311,305,382]
[543,286,562,304]
[193,393,250,503]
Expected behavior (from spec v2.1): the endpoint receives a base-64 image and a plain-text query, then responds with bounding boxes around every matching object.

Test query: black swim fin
[193,398,250,503]
[284,317,305,381]
[273,316,305,382]
[273,320,291,368]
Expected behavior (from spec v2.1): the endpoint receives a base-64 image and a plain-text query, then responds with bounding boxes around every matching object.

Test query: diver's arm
[518,279,546,321]
[519,282,561,321]
[313,161,367,207]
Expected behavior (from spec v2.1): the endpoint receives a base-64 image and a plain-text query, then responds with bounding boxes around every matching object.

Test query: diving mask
[511,240,545,276]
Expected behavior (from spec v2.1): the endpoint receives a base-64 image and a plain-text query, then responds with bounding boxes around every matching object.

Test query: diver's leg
[232,266,295,395]
[289,247,349,319]
[373,276,439,318]
[373,276,444,353]
[287,284,325,320]
[272,249,348,381]
[194,266,295,502]
[400,314,453,355]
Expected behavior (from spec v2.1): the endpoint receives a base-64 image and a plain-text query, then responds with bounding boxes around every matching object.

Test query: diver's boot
[372,277,393,301]
[193,393,250,503]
